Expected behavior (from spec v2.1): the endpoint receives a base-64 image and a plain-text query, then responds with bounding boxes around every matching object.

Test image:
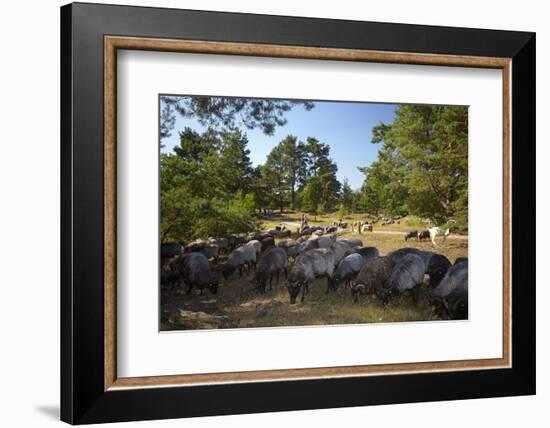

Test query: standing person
[300,212,309,232]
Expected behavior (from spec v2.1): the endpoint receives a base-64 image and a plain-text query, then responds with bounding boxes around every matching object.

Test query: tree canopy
[160,128,343,241]
[358,104,468,229]
[160,95,314,140]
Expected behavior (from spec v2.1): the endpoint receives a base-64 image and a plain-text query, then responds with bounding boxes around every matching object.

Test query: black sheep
[354,246,379,260]
[172,253,218,296]
[388,247,433,269]
[384,253,425,304]
[425,253,452,288]
[161,242,183,259]
[417,230,430,241]
[256,247,289,293]
[350,256,395,303]
[431,261,468,320]
[404,230,418,241]
[260,236,275,253]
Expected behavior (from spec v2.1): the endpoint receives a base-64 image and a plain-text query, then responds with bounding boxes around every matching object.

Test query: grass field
[160,213,468,331]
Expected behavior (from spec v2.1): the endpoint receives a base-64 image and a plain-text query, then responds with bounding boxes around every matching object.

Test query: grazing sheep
[222,243,257,279]
[334,253,368,288]
[417,230,430,241]
[351,256,395,303]
[278,239,299,260]
[330,241,354,264]
[208,237,229,254]
[184,239,206,252]
[300,226,323,236]
[387,247,433,269]
[247,239,262,255]
[404,230,418,241]
[345,245,380,259]
[431,261,468,319]
[363,223,373,232]
[172,253,218,296]
[296,238,319,256]
[261,236,275,253]
[267,228,284,237]
[316,234,335,249]
[425,253,452,288]
[189,243,219,263]
[340,238,363,247]
[256,247,289,293]
[384,253,426,304]
[248,232,273,242]
[267,225,289,236]
[286,248,336,304]
[354,246,380,260]
[161,242,183,259]
[226,235,238,252]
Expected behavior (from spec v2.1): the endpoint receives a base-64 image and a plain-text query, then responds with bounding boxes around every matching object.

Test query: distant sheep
[361,223,373,232]
[417,230,430,241]
[207,237,229,254]
[185,240,220,262]
[404,230,418,241]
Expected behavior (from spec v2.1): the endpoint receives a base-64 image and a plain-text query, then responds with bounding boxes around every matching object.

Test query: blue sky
[160,98,397,190]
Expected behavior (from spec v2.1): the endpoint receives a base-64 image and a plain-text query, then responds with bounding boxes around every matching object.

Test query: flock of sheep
[161,227,468,321]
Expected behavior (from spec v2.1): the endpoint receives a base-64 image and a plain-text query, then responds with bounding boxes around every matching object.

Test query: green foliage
[301,175,324,215]
[260,136,342,213]
[161,95,314,136]
[340,179,355,213]
[358,105,468,230]
[159,102,175,145]
[160,129,258,242]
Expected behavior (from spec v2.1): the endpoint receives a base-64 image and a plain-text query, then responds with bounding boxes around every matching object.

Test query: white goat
[428,227,450,246]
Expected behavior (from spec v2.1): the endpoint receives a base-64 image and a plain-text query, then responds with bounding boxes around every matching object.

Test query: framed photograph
[61,2,535,424]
